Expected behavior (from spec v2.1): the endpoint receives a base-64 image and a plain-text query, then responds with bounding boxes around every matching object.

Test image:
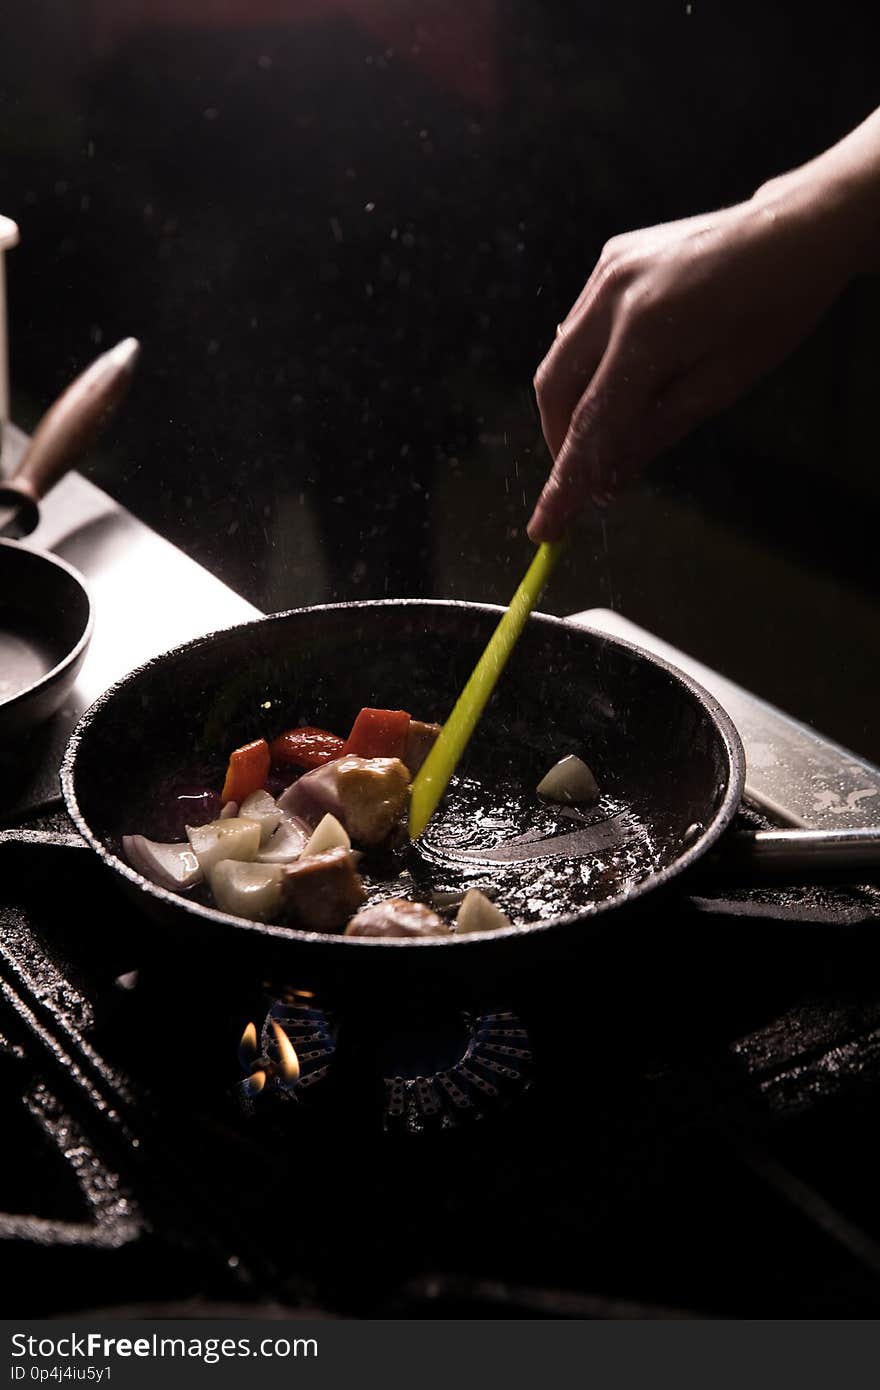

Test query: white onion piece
[208,859,283,921]
[239,789,283,845]
[300,812,351,859]
[122,835,203,892]
[536,754,599,804]
[256,815,309,865]
[219,800,239,819]
[455,888,511,935]
[186,816,261,874]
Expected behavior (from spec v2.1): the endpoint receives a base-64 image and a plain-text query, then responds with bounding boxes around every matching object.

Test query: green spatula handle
[408,540,564,839]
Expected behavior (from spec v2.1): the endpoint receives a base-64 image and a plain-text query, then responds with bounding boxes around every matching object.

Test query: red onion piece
[277,759,344,827]
[122,834,203,892]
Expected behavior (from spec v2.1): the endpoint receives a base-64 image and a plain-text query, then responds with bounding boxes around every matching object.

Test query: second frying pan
[0,539,92,735]
[0,339,139,738]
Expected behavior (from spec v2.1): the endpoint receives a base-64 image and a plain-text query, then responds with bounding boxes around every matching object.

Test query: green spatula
[408,540,565,839]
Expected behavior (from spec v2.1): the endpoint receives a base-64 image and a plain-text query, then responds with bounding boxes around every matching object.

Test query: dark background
[1,1,879,756]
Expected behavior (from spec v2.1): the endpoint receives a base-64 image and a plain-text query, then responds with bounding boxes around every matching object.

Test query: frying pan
[61,599,750,1000]
[0,339,139,738]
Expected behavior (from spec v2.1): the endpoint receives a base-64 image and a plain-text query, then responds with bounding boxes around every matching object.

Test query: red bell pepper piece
[343,707,411,760]
[221,738,271,805]
[269,726,345,769]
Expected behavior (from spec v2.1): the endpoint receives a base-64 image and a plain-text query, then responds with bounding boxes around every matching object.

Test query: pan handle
[696,826,880,885]
[0,337,139,536]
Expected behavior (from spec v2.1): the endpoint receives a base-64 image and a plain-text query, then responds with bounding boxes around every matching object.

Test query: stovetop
[4,447,880,1318]
[3,794,880,1319]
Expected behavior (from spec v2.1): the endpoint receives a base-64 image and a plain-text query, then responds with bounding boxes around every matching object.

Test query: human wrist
[818,141,880,275]
[752,119,880,278]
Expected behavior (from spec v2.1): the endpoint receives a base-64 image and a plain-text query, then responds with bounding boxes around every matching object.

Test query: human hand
[528,175,864,542]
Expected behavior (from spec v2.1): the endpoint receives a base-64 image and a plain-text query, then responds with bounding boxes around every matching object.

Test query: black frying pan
[0,339,138,738]
[61,600,749,1000]
[0,540,93,735]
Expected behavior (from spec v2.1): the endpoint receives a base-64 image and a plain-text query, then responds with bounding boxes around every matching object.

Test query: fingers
[533,327,605,461]
[527,352,747,542]
[533,267,617,459]
[528,341,647,542]
[527,202,776,540]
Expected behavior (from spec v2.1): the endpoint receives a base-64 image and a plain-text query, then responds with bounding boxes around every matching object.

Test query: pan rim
[0,538,94,714]
[60,598,746,949]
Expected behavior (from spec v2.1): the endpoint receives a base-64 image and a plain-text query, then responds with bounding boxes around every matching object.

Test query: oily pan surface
[67,602,737,929]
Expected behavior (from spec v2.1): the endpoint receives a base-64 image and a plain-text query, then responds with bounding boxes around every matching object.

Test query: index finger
[527,339,656,541]
[533,271,617,459]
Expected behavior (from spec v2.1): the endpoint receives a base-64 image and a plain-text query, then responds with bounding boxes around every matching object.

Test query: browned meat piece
[281,847,365,932]
[403,719,441,774]
[335,755,410,846]
[344,898,449,938]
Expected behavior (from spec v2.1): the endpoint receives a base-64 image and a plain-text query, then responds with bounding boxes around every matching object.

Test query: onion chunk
[208,859,284,921]
[122,835,203,892]
[256,815,309,865]
[186,816,261,874]
[300,812,351,859]
[536,754,599,804]
[455,888,511,935]
[239,789,283,845]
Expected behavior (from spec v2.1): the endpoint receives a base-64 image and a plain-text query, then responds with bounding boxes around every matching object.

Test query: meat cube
[335,755,410,846]
[403,719,441,775]
[344,898,448,938]
[281,847,365,932]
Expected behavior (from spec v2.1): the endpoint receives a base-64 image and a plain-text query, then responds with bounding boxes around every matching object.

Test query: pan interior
[68,602,738,928]
[0,545,91,705]
[0,617,61,701]
[366,759,664,923]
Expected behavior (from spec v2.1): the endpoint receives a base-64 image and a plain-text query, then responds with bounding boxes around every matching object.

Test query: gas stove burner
[239,992,532,1132]
[237,990,337,1104]
[263,991,337,1095]
[381,1009,533,1134]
